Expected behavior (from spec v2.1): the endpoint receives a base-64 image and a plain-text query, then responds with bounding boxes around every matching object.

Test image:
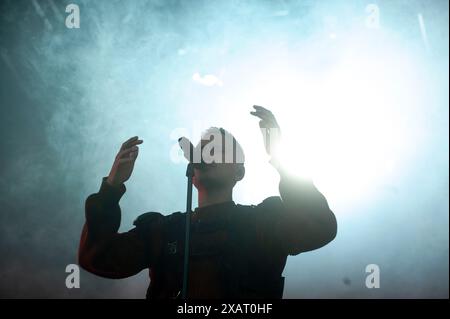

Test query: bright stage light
[276,58,406,203]
[212,34,427,208]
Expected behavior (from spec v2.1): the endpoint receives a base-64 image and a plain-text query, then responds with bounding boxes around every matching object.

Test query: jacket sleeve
[78,177,164,279]
[257,172,337,256]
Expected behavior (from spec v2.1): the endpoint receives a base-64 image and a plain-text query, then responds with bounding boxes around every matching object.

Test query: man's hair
[198,127,245,164]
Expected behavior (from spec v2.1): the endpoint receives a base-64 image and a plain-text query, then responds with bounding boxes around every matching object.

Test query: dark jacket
[78,174,337,299]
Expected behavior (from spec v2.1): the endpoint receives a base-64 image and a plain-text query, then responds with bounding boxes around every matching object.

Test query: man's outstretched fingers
[251,106,279,129]
[122,136,138,146]
[121,136,143,150]
[121,139,143,152]
[253,105,271,112]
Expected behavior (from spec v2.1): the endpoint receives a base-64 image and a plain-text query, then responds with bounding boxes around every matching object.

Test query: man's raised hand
[107,136,143,187]
[250,105,281,157]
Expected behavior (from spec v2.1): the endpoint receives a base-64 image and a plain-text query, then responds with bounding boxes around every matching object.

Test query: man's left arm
[276,170,337,255]
[251,105,337,255]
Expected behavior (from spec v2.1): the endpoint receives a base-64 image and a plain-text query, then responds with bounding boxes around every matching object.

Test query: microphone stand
[181,162,194,299]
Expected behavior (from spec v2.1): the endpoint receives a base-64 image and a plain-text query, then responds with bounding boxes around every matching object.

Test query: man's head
[192,127,245,191]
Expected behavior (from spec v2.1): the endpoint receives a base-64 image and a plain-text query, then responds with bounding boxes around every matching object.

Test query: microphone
[178,137,204,169]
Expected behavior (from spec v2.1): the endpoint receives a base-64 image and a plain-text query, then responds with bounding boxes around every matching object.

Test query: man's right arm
[78,178,163,279]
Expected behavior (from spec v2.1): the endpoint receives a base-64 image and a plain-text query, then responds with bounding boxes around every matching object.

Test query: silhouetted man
[78,105,337,298]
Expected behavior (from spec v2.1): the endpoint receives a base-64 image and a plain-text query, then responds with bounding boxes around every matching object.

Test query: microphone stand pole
[181,162,194,299]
